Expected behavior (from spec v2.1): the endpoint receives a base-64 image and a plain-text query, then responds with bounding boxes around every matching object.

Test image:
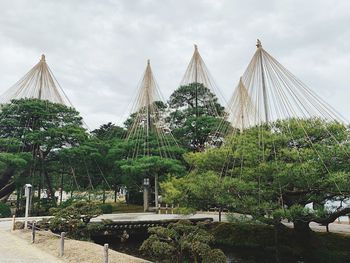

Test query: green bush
[0,203,11,218]
[211,222,275,247]
[98,203,113,214]
[49,201,102,239]
[140,220,226,263]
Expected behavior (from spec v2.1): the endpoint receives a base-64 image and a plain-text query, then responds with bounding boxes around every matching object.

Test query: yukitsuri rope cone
[216,39,348,188]
[180,44,224,118]
[125,60,179,207]
[0,54,72,106]
[126,59,178,159]
[175,45,228,150]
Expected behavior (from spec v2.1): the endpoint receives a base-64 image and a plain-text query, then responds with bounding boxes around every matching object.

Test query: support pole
[102,182,106,204]
[24,184,32,229]
[38,55,45,99]
[194,44,199,150]
[256,40,269,123]
[154,175,159,208]
[60,172,63,205]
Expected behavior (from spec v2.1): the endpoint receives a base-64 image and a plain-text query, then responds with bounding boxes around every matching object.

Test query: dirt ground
[12,230,150,263]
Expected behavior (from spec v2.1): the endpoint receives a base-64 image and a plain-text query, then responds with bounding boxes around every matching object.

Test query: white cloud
[0,0,349,129]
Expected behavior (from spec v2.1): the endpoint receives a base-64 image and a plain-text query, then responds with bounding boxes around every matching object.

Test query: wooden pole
[60,172,64,205]
[16,187,20,213]
[31,221,36,243]
[104,243,109,263]
[103,182,106,204]
[257,41,269,123]
[154,175,159,208]
[60,232,65,257]
[114,187,117,203]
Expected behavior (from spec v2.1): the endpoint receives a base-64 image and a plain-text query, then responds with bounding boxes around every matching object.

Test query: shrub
[99,203,113,214]
[140,220,226,263]
[0,203,11,218]
[211,222,275,247]
[49,200,102,239]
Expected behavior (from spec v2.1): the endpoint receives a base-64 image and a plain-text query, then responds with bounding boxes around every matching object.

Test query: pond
[93,233,291,263]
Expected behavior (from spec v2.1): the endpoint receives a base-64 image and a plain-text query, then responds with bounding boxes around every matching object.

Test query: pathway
[0,229,62,263]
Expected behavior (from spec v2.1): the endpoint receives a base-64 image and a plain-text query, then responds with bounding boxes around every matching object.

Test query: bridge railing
[157,204,177,214]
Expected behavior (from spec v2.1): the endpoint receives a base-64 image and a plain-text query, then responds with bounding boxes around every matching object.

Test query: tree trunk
[44,171,56,206]
[0,181,15,201]
[293,220,311,233]
[0,168,15,190]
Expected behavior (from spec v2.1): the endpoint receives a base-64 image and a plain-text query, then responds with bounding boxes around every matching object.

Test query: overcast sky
[0,0,349,129]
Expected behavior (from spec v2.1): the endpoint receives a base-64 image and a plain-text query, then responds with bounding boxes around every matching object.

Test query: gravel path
[10,230,149,263]
[0,229,62,263]
[0,218,149,263]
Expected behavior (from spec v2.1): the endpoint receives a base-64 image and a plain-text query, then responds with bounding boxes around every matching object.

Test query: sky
[0,0,349,129]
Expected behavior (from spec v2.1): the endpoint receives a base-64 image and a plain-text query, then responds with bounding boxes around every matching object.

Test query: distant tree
[118,155,185,193]
[168,83,228,151]
[124,101,168,131]
[104,127,185,202]
[0,98,87,200]
[91,122,126,140]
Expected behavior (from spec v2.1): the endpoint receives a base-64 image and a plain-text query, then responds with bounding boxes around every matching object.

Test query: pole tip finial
[256,39,262,48]
[147,59,150,65]
[40,54,46,61]
[194,44,198,51]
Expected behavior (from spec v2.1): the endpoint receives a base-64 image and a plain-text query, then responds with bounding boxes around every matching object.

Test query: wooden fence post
[31,221,36,243]
[60,232,65,257]
[171,204,174,214]
[104,243,109,263]
[165,204,168,214]
[158,204,161,214]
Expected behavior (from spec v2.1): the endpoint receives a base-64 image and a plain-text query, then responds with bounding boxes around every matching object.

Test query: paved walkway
[0,229,62,263]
